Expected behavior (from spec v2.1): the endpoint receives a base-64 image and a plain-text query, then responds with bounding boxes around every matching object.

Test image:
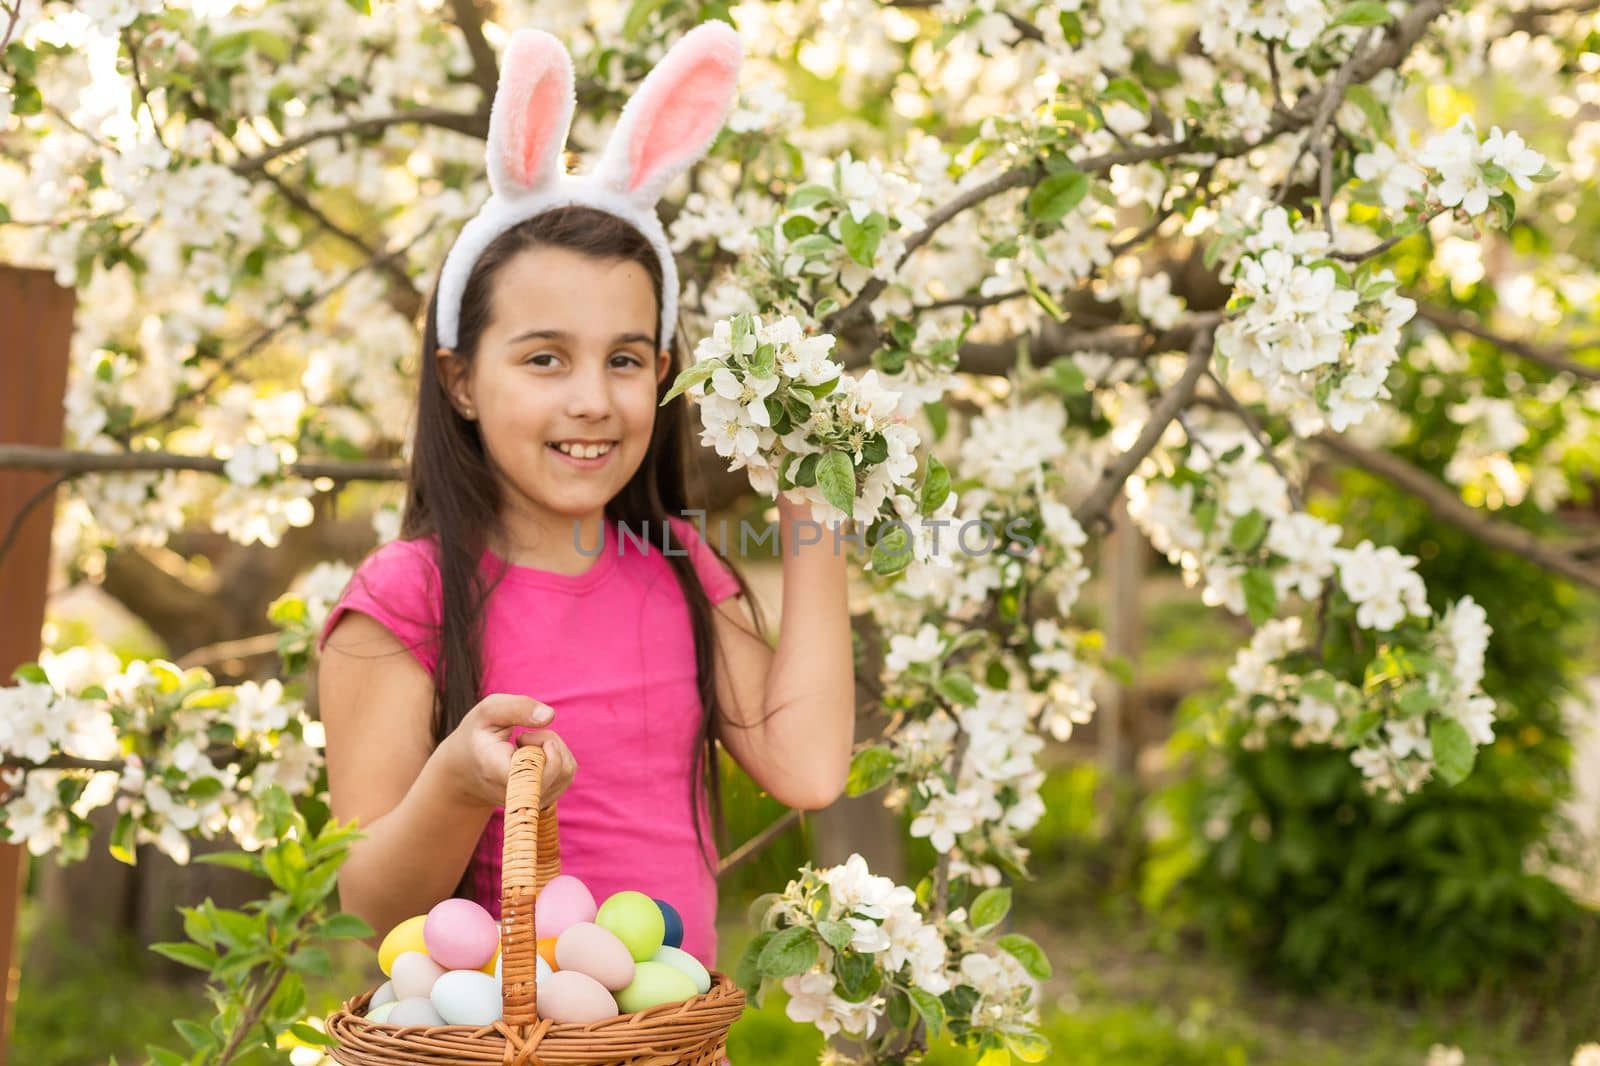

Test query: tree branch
[0,445,405,482]
[824,0,1450,334]
[1410,300,1600,382]
[447,0,501,102]
[1315,433,1600,591]
[1074,328,1215,532]
[230,109,487,176]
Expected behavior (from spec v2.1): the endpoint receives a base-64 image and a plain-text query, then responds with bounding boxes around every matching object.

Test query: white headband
[435,21,744,353]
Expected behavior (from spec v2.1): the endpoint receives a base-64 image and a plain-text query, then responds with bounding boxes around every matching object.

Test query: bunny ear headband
[435,20,744,353]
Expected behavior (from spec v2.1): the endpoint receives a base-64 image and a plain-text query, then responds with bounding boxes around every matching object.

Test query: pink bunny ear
[592,21,743,205]
[485,29,575,198]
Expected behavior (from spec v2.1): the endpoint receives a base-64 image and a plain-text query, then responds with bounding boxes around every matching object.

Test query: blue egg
[653,898,684,949]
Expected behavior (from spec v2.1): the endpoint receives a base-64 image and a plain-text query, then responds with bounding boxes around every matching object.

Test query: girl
[315,22,855,973]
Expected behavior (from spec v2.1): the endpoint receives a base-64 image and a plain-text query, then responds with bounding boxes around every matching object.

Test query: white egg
[391,951,445,1000]
[365,1001,396,1024]
[369,980,397,1009]
[431,969,502,1026]
[387,996,445,1026]
[653,945,712,995]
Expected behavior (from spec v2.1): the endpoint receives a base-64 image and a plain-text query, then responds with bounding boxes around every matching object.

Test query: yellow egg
[378,915,429,977]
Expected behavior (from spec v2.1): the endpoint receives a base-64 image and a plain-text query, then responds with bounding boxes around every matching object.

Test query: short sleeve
[666,516,741,604]
[316,538,443,676]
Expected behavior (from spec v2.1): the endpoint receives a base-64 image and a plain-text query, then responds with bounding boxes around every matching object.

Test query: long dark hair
[404,205,765,877]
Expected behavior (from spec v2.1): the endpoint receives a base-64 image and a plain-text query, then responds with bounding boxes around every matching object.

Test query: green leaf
[920,456,951,516]
[1329,0,1393,28]
[287,946,333,977]
[1025,169,1089,223]
[1229,510,1268,553]
[788,233,837,259]
[1006,1031,1053,1063]
[817,450,856,517]
[150,942,218,971]
[970,886,1013,930]
[661,360,718,405]
[172,1018,214,1051]
[1345,84,1390,139]
[785,183,836,212]
[110,812,138,866]
[1023,269,1067,322]
[11,663,47,685]
[1429,717,1477,785]
[1242,568,1277,626]
[846,746,899,797]
[317,912,375,940]
[343,0,372,11]
[194,850,260,874]
[839,211,888,268]
[817,920,855,951]
[1047,361,1087,397]
[736,931,774,999]
[997,933,1053,978]
[146,1046,187,1066]
[833,951,880,1001]
[909,987,946,1038]
[757,926,819,978]
[288,1022,339,1048]
[870,525,912,575]
[622,0,673,38]
[935,672,979,707]
[923,400,949,441]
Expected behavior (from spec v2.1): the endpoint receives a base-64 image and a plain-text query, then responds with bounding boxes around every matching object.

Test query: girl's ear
[591,21,742,207]
[486,29,576,200]
[656,349,673,386]
[436,348,476,418]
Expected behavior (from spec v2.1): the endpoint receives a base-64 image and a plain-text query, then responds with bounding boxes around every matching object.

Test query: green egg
[615,961,699,1014]
[595,891,666,962]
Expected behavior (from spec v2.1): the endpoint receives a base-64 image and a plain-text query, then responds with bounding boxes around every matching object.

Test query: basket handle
[500,743,561,1025]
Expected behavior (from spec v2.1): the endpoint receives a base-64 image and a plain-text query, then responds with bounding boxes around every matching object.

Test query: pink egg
[554,922,636,992]
[535,874,598,940]
[536,969,619,1024]
[423,898,499,971]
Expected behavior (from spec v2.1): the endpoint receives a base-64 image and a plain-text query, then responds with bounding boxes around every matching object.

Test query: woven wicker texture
[327,745,745,1064]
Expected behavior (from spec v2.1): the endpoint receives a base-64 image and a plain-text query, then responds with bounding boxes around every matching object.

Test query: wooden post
[0,265,76,1064]
[1100,496,1145,777]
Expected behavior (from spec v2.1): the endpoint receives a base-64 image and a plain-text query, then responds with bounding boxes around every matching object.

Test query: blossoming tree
[1,0,1597,1061]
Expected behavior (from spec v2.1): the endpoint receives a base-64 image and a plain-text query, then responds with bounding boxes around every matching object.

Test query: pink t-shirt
[317,515,741,969]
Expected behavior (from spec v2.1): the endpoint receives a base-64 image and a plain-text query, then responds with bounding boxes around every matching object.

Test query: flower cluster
[742,853,1048,1058]
[1213,206,1419,435]
[1355,114,1555,221]
[670,311,924,536]
[1226,594,1496,798]
[0,657,322,863]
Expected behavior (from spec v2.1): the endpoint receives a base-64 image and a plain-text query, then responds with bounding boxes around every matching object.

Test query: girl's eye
[611,353,645,368]
[526,352,558,367]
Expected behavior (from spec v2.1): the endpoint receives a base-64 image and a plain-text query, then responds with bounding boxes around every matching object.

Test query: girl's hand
[439,693,578,810]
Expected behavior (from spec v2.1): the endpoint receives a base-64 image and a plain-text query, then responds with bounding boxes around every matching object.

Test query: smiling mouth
[547,441,617,461]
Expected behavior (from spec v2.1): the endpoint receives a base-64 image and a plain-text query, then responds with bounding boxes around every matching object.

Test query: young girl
[315,22,855,973]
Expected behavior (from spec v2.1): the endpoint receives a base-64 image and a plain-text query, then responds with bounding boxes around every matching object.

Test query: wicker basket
[326,745,745,1064]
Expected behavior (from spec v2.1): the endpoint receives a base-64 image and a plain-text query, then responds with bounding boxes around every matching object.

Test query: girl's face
[442,244,671,537]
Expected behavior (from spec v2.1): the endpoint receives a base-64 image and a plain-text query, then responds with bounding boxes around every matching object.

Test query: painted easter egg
[555,922,636,992]
[535,874,598,940]
[652,945,711,995]
[536,969,619,1024]
[365,1001,396,1024]
[537,936,560,970]
[423,898,499,971]
[387,996,445,1027]
[390,951,445,1000]
[596,891,665,962]
[369,980,397,1010]
[654,898,684,949]
[431,969,502,1026]
[377,915,428,976]
[615,960,698,1014]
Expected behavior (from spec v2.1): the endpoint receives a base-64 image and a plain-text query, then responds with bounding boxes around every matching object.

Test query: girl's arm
[710,493,855,810]
[319,614,573,942]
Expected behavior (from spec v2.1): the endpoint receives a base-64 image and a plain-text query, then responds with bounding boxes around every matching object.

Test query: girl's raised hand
[441,693,578,810]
